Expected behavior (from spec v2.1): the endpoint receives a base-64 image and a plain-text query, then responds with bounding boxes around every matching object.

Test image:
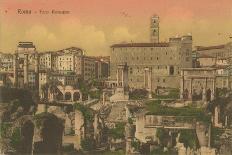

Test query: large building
[39,47,109,81]
[0,53,13,71]
[110,35,193,90]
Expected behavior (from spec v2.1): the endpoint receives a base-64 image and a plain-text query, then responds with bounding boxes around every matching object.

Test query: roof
[17,42,35,48]
[197,54,216,58]
[111,42,169,48]
[196,45,225,51]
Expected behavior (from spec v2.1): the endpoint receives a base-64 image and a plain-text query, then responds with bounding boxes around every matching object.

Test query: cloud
[110,27,137,43]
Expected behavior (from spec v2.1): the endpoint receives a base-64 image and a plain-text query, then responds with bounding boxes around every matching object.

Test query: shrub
[74,103,93,122]
[129,89,148,100]
[109,123,125,139]
[179,129,199,149]
[81,138,95,151]
[10,127,21,150]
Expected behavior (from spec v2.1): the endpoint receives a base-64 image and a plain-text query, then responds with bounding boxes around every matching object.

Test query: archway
[20,121,34,154]
[73,92,80,101]
[206,89,211,101]
[33,114,64,154]
[65,92,72,101]
[56,91,63,101]
[183,89,189,99]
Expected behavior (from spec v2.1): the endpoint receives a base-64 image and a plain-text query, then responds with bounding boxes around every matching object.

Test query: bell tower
[150,15,159,43]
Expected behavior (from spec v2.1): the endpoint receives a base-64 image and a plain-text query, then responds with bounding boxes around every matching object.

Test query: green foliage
[154,89,180,99]
[216,88,228,98]
[129,89,148,100]
[89,89,102,99]
[128,118,133,124]
[96,150,125,155]
[62,143,74,152]
[156,128,165,140]
[0,87,35,109]
[109,123,125,139]
[211,127,224,148]
[74,103,94,122]
[146,101,211,124]
[131,140,140,151]
[10,127,21,150]
[150,146,178,155]
[179,130,199,149]
[156,128,170,147]
[0,122,12,138]
[81,138,95,151]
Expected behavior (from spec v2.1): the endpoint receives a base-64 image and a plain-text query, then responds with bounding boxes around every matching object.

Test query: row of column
[13,53,39,89]
[180,75,215,101]
[116,63,128,89]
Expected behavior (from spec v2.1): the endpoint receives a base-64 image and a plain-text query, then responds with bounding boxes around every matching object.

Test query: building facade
[110,35,193,91]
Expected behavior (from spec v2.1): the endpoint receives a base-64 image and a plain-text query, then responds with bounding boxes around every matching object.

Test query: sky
[1,0,232,56]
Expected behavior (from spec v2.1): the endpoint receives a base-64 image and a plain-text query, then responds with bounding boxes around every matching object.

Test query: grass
[146,100,211,124]
[154,89,180,99]
[108,122,125,139]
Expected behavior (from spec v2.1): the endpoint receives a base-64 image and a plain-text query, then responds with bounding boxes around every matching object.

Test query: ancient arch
[206,89,211,101]
[13,115,35,154]
[20,120,34,154]
[65,92,72,101]
[73,92,80,101]
[183,89,189,99]
[57,90,63,101]
[33,113,64,154]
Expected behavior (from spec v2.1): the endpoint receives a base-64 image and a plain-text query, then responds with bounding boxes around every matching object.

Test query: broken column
[211,78,215,101]
[188,78,193,100]
[23,53,29,88]
[13,53,18,88]
[144,67,152,98]
[180,70,184,99]
[202,78,207,102]
[34,53,39,90]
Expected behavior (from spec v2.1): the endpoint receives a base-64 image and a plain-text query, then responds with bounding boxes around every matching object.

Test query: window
[157,57,159,60]
[169,66,174,75]
[163,79,165,83]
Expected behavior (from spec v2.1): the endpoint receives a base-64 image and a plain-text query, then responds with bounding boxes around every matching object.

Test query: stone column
[24,54,29,88]
[102,92,106,105]
[188,78,193,100]
[202,78,207,101]
[80,92,83,101]
[123,64,129,89]
[71,92,74,101]
[148,67,152,98]
[122,67,124,88]
[116,68,119,86]
[13,53,18,88]
[34,53,39,90]
[180,70,184,99]
[211,78,215,101]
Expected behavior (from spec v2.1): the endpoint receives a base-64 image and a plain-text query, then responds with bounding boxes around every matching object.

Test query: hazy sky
[1,0,232,56]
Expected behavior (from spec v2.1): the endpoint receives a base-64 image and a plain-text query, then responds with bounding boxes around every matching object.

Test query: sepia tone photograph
[0,0,232,154]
